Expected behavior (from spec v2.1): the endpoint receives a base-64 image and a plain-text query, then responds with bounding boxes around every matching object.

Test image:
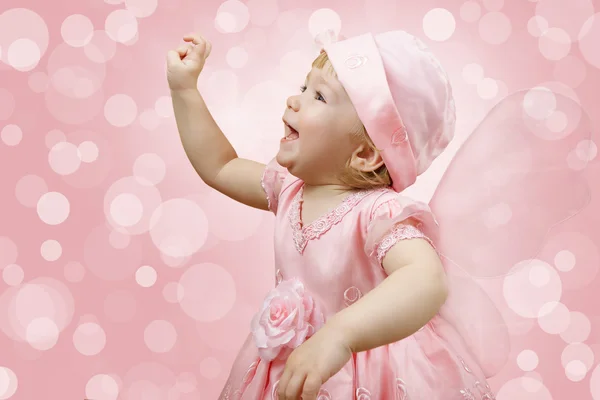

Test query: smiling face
[277,65,366,186]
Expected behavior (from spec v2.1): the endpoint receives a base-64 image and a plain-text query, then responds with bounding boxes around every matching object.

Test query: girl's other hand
[166,32,212,91]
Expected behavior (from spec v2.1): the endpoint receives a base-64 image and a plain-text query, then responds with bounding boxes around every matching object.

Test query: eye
[299,85,326,103]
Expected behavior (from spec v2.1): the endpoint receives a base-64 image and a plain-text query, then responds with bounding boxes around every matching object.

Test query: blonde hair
[311,51,392,190]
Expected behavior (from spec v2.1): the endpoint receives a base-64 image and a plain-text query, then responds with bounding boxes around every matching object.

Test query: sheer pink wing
[430,90,593,377]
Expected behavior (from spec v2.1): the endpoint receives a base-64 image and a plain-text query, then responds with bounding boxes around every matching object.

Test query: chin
[275,150,294,169]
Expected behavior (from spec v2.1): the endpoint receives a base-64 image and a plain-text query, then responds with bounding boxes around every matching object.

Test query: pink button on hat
[320,30,456,192]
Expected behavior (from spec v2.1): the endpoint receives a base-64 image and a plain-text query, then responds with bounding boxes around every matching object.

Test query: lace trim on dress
[288,186,375,253]
[375,223,436,264]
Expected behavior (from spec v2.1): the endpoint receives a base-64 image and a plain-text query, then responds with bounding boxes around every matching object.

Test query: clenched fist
[167,33,212,91]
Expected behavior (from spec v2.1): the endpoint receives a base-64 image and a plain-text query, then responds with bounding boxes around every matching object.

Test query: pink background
[1,0,599,398]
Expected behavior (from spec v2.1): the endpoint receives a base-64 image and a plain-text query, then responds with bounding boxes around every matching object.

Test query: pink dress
[219,160,496,400]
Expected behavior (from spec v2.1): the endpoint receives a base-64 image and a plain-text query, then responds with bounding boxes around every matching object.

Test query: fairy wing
[430,89,593,378]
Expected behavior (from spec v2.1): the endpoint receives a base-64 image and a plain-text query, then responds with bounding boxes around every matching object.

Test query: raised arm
[167,33,269,211]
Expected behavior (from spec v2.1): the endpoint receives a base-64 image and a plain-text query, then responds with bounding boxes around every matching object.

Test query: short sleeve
[364,195,440,265]
[260,158,289,214]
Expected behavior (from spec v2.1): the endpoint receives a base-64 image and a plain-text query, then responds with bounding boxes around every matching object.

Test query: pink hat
[321,30,456,192]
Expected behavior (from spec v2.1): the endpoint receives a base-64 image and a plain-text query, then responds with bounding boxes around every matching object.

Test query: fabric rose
[251,278,325,362]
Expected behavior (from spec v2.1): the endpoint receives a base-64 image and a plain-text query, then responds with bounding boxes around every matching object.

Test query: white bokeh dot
[1,124,22,146]
[110,193,144,227]
[15,175,48,208]
[575,140,597,162]
[0,89,15,121]
[227,46,248,69]
[520,372,545,393]
[84,30,117,63]
[163,282,184,304]
[26,317,60,350]
[528,16,549,38]
[308,8,342,38]
[423,8,456,41]
[49,142,82,175]
[546,110,568,133]
[523,87,556,120]
[108,229,131,249]
[3,264,24,286]
[41,240,62,262]
[86,374,120,400]
[136,265,157,288]
[538,301,570,335]
[78,141,99,163]
[73,322,106,356]
[496,376,551,398]
[133,153,166,186]
[592,363,600,399]
[0,367,18,399]
[478,77,499,99]
[144,320,177,353]
[503,260,562,318]
[149,199,208,258]
[566,360,587,382]
[154,96,173,118]
[578,13,600,70]
[460,1,481,22]
[139,109,160,131]
[125,0,158,18]
[539,28,572,61]
[105,9,138,44]
[37,192,70,225]
[215,0,250,34]
[483,0,504,11]
[104,94,137,127]
[104,176,162,235]
[462,63,484,84]
[560,311,591,343]
[61,14,94,47]
[45,129,66,149]
[479,12,512,45]
[178,263,236,322]
[7,38,41,71]
[529,263,551,287]
[517,349,539,371]
[562,343,594,370]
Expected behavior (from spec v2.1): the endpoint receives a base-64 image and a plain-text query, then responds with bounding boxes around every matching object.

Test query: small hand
[277,324,352,400]
[166,32,212,91]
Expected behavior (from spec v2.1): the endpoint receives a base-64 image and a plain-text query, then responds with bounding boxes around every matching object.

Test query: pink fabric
[323,33,418,192]
[322,31,456,193]
[251,277,325,362]
[218,161,495,399]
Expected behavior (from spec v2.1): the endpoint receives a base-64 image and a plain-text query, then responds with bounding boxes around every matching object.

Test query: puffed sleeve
[260,158,289,215]
[364,195,440,266]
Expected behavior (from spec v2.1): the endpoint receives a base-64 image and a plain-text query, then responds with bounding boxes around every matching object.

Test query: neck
[302,182,355,199]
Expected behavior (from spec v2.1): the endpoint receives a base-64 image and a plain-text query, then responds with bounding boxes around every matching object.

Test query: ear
[348,143,385,172]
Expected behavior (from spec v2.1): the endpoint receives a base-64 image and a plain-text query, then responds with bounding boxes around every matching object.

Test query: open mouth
[283,122,299,141]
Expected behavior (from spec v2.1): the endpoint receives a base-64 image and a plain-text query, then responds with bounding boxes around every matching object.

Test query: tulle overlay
[221,317,494,399]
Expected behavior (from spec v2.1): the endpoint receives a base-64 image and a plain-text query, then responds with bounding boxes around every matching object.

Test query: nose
[286,95,300,111]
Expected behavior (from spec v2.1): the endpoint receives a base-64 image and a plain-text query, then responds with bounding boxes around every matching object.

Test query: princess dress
[218,90,593,399]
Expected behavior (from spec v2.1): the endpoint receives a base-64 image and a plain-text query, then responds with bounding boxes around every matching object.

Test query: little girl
[165,29,580,399]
